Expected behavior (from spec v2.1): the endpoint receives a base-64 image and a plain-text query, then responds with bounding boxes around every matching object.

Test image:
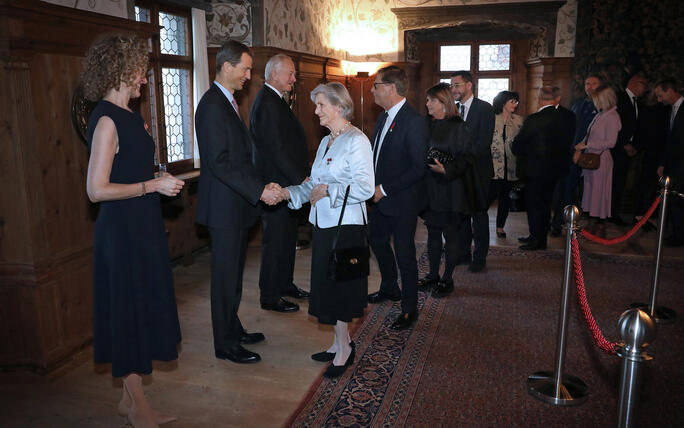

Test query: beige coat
[491,113,523,180]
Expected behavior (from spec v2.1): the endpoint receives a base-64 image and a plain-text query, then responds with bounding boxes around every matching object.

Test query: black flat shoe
[215,345,261,364]
[417,275,439,288]
[282,284,310,299]
[261,297,299,313]
[431,280,454,298]
[390,312,417,330]
[323,347,355,379]
[311,342,355,362]
[496,230,506,238]
[239,331,265,345]
[368,291,401,304]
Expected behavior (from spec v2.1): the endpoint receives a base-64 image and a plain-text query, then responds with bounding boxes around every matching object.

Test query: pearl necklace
[330,121,351,140]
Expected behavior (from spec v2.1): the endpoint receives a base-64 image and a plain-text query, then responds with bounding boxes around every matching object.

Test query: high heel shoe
[323,346,355,379]
[311,341,355,362]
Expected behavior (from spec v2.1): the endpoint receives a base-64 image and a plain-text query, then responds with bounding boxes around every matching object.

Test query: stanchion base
[629,303,676,324]
[527,371,588,406]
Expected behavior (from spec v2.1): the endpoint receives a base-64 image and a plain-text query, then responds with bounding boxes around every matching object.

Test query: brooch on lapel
[326,157,333,165]
[389,121,396,133]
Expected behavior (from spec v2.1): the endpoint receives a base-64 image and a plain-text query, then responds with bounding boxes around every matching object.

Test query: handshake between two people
[260,182,290,206]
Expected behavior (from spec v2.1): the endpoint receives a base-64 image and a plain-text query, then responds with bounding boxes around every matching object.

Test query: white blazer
[288,126,374,228]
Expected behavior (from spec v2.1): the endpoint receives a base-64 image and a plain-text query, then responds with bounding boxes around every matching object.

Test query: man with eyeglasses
[450,70,495,272]
[366,65,428,330]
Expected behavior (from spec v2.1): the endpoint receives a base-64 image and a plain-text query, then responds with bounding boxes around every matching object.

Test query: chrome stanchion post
[527,205,588,405]
[631,176,676,323]
[616,308,656,428]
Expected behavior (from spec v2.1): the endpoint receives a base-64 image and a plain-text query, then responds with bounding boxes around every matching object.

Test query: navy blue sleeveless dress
[87,100,181,377]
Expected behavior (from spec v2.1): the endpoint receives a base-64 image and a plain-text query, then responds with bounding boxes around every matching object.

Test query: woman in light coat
[281,82,374,378]
[574,85,622,237]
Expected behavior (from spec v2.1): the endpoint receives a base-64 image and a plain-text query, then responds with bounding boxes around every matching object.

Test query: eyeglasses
[450,83,466,88]
[373,82,392,89]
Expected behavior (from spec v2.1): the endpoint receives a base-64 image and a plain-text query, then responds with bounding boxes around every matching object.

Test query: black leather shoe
[282,284,310,299]
[518,235,533,243]
[468,261,485,273]
[431,280,454,298]
[215,345,261,364]
[417,275,439,288]
[549,228,562,238]
[390,312,417,330]
[368,291,401,304]
[261,297,299,313]
[496,230,507,238]
[311,341,355,362]
[323,347,355,379]
[520,241,547,251]
[239,331,265,345]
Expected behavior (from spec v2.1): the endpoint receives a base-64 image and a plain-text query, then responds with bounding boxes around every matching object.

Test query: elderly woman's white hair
[310,82,354,120]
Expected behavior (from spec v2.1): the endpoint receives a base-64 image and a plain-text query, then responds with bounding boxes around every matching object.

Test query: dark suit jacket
[661,101,684,187]
[464,97,496,180]
[249,85,309,186]
[372,101,428,216]
[195,83,263,229]
[614,90,638,162]
[557,105,577,156]
[511,106,572,179]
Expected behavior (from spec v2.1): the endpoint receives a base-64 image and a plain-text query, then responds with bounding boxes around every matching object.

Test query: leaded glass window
[440,45,470,72]
[477,78,509,105]
[159,12,187,56]
[162,68,192,162]
[479,44,510,71]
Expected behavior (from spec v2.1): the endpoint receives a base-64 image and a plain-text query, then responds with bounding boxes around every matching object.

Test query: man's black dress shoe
[215,345,261,364]
[520,241,547,251]
[323,347,355,379]
[282,284,310,299]
[431,280,454,298]
[368,291,401,304]
[311,342,355,362]
[261,297,299,313]
[549,228,562,238]
[468,261,485,273]
[239,331,265,345]
[518,235,533,243]
[417,275,439,288]
[390,312,417,330]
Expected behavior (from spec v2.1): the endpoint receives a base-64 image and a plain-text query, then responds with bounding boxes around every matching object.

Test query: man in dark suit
[655,78,684,247]
[612,74,649,224]
[512,86,573,250]
[250,54,310,313]
[367,65,428,330]
[550,87,577,236]
[195,40,283,364]
[450,71,495,272]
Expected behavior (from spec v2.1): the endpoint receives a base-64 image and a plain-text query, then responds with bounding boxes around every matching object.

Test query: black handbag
[427,147,454,165]
[327,186,370,282]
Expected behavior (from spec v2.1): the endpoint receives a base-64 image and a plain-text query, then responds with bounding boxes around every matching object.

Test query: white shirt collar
[214,80,236,104]
[460,95,474,110]
[264,82,284,98]
[672,96,684,112]
[386,98,406,121]
[625,87,637,100]
[538,104,555,112]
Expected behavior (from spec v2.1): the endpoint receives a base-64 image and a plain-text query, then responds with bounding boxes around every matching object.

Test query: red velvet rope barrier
[580,196,662,245]
[571,237,618,355]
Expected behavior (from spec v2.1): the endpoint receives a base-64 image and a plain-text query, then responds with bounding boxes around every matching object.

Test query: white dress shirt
[213,80,239,115]
[264,82,283,98]
[457,95,474,121]
[671,96,683,130]
[288,126,374,228]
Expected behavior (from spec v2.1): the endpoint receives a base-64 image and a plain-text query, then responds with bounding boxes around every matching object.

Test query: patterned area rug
[285,246,684,428]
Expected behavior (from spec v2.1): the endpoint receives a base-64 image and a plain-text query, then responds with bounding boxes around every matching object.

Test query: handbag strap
[331,185,368,251]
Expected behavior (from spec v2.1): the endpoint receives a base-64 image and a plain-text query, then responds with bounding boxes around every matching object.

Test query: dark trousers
[552,164,582,230]
[460,210,489,264]
[635,156,661,216]
[369,208,418,314]
[525,177,559,246]
[488,179,514,229]
[209,226,248,351]
[611,152,630,219]
[259,203,298,305]
[425,213,466,283]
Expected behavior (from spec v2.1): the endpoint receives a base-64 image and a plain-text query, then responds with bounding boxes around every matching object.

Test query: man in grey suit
[450,71,495,272]
[195,40,282,364]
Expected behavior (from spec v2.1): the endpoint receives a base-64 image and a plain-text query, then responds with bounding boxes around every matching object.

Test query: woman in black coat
[419,83,484,297]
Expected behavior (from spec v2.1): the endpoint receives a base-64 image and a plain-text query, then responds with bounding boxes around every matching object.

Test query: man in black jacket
[250,54,310,313]
[195,41,282,364]
[450,71,495,272]
[367,65,428,330]
[655,78,684,247]
[512,87,573,250]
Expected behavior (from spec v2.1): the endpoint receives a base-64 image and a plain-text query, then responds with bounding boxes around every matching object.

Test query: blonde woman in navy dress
[281,82,374,378]
[83,34,184,427]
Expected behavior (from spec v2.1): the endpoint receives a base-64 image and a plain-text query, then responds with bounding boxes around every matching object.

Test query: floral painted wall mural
[206,0,252,46]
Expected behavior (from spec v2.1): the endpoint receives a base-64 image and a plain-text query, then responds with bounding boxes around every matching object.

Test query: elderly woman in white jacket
[282,82,374,378]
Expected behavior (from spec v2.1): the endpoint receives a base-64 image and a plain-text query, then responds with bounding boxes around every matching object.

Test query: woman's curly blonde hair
[81,34,149,102]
